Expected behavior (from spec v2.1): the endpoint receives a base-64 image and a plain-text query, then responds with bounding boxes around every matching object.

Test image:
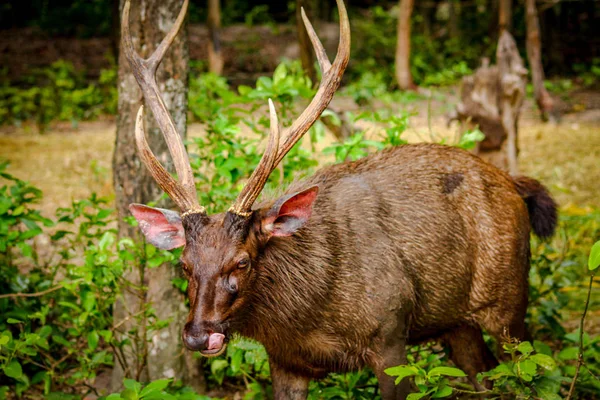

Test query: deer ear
[129,204,185,250]
[262,186,319,237]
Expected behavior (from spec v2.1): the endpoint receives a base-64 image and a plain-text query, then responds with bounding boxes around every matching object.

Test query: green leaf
[407,392,429,400]
[6,318,22,324]
[431,384,453,398]
[536,377,563,399]
[88,331,99,351]
[123,379,142,394]
[210,359,229,376]
[81,291,96,312]
[3,360,23,379]
[517,341,534,356]
[530,354,556,370]
[589,240,600,270]
[120,388,138,400]
[516,359,537,381]
[557,347,579,361]
[139,379,170,398]
[428,366,467,378]
[533,340,552,356]
[384,365,419,385]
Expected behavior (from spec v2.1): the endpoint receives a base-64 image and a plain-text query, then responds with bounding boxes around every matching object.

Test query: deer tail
[513,176,558,239]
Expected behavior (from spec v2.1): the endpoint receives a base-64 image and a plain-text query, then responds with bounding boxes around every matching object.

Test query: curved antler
[229,0,351,217]
[122,0,204,215]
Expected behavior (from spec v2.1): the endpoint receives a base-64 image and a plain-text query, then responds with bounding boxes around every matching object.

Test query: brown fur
[179,143,557,399]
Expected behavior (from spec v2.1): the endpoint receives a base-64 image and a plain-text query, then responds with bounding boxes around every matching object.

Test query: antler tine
[300,7,332,75]
[122,0,203,214]
[228,0,350,216]
[229,99,280,217]
[135,106,205,213]
[274,0,350,167]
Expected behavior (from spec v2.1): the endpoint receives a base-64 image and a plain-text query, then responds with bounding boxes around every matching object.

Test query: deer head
[122,0,350,356]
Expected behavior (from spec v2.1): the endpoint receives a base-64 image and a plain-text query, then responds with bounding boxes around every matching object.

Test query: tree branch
[0,279,83,300]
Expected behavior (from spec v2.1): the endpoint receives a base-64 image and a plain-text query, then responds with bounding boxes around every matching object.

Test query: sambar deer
[122,0,557,398]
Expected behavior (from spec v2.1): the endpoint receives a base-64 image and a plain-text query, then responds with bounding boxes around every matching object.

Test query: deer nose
[182,325,209,351]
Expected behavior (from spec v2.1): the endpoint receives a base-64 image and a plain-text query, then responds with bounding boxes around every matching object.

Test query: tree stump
[449,31,527,175]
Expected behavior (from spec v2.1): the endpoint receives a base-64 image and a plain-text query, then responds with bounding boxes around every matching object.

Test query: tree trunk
[449,32,526,175]
[297,0,317,85]
[449,0,460,39]
[395,0,415,91]
[208,0,223,74]
[498,0,512,32]
[525,0,554,119]
[112,0,204,392]
[496,31,526,175]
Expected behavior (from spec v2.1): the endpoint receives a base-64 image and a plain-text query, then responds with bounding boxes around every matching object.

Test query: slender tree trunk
[395,0,415,90]
[297,0,317,84]
[419,0,436,38]
[112,0,204,392]
[499,0,512,32]
[449,0,460,39]
[110,0,120,61]
[525,0,554,119]
[208,0,223,74]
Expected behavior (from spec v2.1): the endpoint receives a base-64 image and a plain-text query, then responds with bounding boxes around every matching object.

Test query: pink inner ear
[277,188,318,220]
[129,204,186,250]
[264,186,319,237]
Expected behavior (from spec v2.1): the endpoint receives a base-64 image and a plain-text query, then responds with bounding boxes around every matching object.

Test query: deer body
[121,1,557,398]
[222,143,548,398]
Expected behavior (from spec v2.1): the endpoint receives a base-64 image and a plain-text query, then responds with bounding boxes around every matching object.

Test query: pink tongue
[207,333,225,351]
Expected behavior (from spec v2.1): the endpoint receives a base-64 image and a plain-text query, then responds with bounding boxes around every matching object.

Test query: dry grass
[0,96,598,218]
[0,120,115,215]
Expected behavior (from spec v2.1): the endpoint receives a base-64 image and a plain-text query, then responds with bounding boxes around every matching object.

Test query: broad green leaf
[3,360,23,379]
[533,340,552,356]
[87,331,99,351]
[431,384,454,398]
[139,379,170,398]
[120,388,138,400]
[557,347,579,361]
[530,354,556,370]
[7,318,23,324]
[384,365,419,385]
[589,240,600,270]
[516,359,537,381]
[428,366,467,378]
[517,341,534,356]
[123,379,142,394]
[536,376,563,399]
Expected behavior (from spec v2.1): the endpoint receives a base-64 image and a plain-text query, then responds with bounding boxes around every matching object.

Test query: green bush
[0,61,117,132]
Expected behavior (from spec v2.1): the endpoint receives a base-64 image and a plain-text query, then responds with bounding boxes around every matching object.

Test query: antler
[229,0,351,217]
[122,0,204,215]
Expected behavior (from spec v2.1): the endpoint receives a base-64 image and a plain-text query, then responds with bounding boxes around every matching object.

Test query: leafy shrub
[0,61,117,132]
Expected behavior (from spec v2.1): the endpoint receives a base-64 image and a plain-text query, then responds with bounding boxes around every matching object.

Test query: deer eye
[237,258,250,269]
